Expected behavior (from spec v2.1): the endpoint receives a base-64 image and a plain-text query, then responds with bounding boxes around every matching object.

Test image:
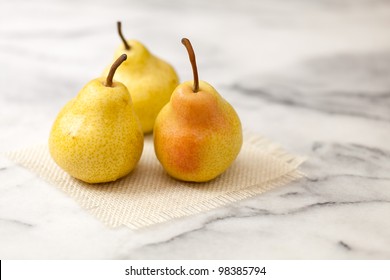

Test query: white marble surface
[1,0,390,259]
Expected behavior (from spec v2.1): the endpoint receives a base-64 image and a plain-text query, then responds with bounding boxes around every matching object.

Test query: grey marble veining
[235,52,390,122]
[1,0,390,259]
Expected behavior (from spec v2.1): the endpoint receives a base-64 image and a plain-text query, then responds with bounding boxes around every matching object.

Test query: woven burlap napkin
[5,133,304,229]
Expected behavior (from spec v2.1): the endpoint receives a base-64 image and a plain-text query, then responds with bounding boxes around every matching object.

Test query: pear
[103,22,179,133]
[154,38,243,182]
[49,54,144,183]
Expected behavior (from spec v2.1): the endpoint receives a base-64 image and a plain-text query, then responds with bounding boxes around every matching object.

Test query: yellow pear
[49,54,144,183]
[154,38,243,182]
[103,22,179,133]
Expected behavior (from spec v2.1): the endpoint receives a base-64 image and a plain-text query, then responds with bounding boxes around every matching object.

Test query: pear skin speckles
[49,78,144,184]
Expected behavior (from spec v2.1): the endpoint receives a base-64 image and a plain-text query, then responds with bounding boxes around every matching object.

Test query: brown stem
[105,54,127,87]
[117,21,130,50]
[181,38,199,93]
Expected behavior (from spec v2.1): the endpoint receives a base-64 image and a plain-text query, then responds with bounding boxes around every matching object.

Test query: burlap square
[5,133,305,229]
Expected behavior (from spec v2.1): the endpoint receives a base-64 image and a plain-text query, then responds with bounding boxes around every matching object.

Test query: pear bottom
[49,130,144,184]
[154,127,242,183]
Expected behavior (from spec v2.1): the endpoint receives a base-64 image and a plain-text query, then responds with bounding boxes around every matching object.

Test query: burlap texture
[5,134,304,229]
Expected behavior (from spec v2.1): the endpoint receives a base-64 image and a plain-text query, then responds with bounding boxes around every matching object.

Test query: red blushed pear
[153,38,243,182]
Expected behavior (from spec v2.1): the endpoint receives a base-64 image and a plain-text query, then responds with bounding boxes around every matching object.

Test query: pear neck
[120,43,151,64]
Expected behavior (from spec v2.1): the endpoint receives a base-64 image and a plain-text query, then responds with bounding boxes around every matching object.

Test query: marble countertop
[1,0,390,259]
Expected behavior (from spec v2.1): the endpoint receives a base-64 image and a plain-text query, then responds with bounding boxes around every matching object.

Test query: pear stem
[181,38,199,93]
[105,54,127,87]
[117,21,130,50]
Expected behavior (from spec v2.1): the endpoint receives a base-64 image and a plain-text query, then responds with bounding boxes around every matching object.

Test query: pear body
[49,78,144,183]
[154,81,242,182]
[103,40,179,133]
